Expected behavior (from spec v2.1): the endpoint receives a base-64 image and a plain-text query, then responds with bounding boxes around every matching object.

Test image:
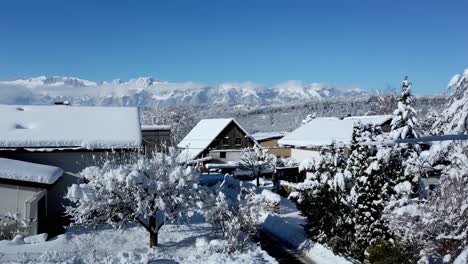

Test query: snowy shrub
[0,213,33,240]
[385,150,468,261]
[238,146,276,186]
[366,239,418,264]
[292,145,355,255]
[205,180,266,253]
[65,150,208,247]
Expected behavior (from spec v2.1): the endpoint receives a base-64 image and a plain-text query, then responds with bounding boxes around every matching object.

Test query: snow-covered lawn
[0,223,276,264]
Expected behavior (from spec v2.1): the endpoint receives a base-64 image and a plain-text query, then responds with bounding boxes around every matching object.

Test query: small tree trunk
[256,174,260,186]
[149,215,158,248]
[149,230,158,248]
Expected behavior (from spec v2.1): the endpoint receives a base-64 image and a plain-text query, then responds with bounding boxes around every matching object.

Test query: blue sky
[0,0,467,94]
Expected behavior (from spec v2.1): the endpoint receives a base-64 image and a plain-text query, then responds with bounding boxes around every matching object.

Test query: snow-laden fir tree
[389,76,421,196]
[351,148,393,261]
[65,150,207,247]
[348,123,395,260]
[238,146,276,186]
[390,76,419,140]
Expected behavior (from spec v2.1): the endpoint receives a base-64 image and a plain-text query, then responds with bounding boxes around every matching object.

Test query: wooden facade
[257,138,291,158]
[199,121,256,159]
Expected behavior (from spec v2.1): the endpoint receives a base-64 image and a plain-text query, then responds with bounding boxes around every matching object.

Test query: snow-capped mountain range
[0,76,369,107]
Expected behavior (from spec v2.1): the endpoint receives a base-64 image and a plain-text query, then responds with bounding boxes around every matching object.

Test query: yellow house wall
[259,139,291,158]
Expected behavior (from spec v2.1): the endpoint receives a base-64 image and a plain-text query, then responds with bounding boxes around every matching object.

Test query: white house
[0,158,63,236]
[278,115,392,161]
[0,104,142,236]
[177,118,258,164]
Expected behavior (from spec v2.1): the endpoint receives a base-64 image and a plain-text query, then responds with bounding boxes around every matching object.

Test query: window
[220,152,226,158]
[222,138,229,146]
[235,138,242,146]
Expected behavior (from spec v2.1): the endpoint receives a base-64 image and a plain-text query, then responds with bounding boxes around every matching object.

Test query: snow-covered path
[259,190,352,264]
[0,223,277,264]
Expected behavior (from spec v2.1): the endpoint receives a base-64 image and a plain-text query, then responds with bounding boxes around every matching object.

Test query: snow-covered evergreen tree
[351,147,393,260]
[65,151,207,247]
[346,123,395,260]
[389,76,421,196]
[390,76,419,140]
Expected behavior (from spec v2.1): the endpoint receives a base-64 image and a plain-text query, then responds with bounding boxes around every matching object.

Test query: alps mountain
[0,76,369,107]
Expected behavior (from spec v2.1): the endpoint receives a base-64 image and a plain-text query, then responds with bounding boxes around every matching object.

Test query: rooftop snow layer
[177,118,252,161]
[251,131,287,141]
[141,124,171,131]
[278,115,392,147]
[0,104,142,149]
[0,158,63,184]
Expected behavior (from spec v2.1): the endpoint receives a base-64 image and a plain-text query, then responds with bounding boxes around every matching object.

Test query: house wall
[0,183,44,235]
[209,150,243,163]
[0,150,138,236]
[290,148,321,161]
[142,129,171,155]
[258,139,291,158]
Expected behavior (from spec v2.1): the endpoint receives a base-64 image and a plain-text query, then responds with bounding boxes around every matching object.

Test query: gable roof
[0,158,63,184]
[0,104,142,150]
[278,115,392,148]
[177,118,253,161]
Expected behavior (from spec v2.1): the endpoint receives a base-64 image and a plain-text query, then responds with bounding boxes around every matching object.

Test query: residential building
[0,104,142,236]
[177,118,257,163]
[279,115,392,161]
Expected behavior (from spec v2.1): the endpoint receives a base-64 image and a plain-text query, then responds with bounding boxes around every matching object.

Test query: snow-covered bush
[204,180,266,253]
[238,146,276,186]
[65,150,207,247]
[301,112,317,124]
[0,213,33,240]
[292,145,354,255]
[385,149,468,261]
[366,239,418,264]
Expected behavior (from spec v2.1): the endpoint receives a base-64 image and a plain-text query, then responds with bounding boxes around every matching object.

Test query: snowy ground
[0,223,276,264]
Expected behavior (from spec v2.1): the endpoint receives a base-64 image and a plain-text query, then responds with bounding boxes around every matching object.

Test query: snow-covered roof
[177,118,253,161]
[278,115,392,148]
[0,104,142,149]
[0,158,63,184]
[141,124,171,131]
[252,131,287,141]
